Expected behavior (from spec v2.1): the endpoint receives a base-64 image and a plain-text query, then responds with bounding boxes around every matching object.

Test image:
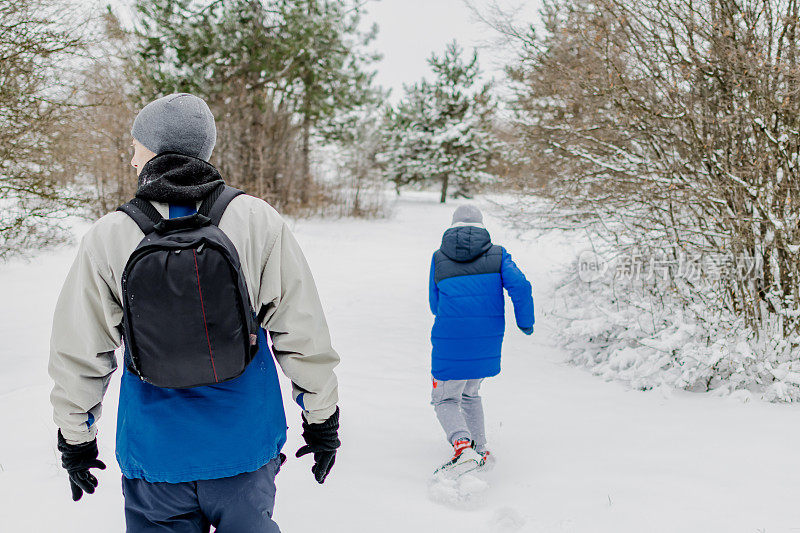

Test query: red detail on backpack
[432,379,438,389]
[193,249,219,383]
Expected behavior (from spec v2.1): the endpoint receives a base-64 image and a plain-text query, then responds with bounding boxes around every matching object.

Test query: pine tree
[133,0,379,206]
[275,0,380,202]
[381,41,497,203]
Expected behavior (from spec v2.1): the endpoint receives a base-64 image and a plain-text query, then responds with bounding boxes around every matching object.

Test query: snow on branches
[499,0,800,399]
[379,41,498,203]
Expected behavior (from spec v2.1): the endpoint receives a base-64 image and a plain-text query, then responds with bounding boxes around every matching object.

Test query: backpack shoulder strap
[117,197,163,235]
[199,184,245,226]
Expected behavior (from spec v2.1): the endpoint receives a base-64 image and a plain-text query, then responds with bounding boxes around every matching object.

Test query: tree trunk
[440,174,449,203]
[300,111,311,205]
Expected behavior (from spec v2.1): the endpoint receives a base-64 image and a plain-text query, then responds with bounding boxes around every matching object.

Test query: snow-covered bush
[552,234,800,401]
[488,0,800,399]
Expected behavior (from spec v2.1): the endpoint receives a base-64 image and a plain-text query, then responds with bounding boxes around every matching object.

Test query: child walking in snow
[429,205,534,474]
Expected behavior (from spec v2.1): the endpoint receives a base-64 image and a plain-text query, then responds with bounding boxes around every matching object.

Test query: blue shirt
[114,203,287,482]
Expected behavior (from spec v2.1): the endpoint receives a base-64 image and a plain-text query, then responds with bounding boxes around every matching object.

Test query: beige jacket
[49,194,339,444]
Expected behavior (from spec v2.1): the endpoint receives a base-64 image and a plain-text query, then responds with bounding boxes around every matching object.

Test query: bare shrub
[0,0,86,258]
[492,0,800,397]
[52,10,139,218]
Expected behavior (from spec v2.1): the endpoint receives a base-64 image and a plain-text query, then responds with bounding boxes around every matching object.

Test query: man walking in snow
[429,205,534,474]
[49,93,340,532]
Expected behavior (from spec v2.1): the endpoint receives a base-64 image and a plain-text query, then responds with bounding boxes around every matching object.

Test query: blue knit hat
[131,93,217,161]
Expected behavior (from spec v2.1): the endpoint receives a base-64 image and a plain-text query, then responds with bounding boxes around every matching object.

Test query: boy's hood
[440,225,492,263]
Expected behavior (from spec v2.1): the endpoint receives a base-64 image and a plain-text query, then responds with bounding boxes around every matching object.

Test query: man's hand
[57,430,106,501]
[521,326,534,335]
[296,407,340,484]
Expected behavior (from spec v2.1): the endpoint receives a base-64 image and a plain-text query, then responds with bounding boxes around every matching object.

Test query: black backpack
[117,184,259,388]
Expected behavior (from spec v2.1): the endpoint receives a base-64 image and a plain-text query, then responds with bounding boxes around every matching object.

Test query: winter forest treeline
[5,0,800,400]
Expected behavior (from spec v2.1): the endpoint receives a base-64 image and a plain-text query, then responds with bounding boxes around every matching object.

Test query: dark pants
[122,457,281,532]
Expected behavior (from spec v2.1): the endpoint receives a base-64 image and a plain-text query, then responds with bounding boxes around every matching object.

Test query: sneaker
[477,448,495,470]
[434,439,484,476]
[470,441,493,468]
[452,439,472,458]
[452,439,483,465]
[471,441,490,461]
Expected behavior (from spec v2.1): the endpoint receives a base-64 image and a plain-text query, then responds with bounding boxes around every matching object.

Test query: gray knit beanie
[131,93,216,162]
[452,205,483,225]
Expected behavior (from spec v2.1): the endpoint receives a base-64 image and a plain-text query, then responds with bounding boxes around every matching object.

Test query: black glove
[295,407,340,484]
[57,430,107,501]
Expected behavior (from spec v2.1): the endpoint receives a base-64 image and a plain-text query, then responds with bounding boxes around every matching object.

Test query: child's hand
[520,326,533,335]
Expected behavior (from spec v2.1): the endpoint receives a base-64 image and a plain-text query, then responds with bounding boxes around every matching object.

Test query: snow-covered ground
[1,192,799,532]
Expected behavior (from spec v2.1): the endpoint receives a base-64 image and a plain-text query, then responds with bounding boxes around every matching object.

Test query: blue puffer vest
[428,225,534,380]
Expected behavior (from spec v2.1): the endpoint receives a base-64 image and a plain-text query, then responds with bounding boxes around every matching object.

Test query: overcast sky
[360,0,541,100]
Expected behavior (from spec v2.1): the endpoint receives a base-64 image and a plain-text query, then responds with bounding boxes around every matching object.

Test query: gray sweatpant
[431,378,486,451]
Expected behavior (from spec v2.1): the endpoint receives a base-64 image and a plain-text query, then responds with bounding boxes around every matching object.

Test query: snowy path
[1,192,800,532]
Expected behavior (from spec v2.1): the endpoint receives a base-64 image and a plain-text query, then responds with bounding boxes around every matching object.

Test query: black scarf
[136,153,224,203]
